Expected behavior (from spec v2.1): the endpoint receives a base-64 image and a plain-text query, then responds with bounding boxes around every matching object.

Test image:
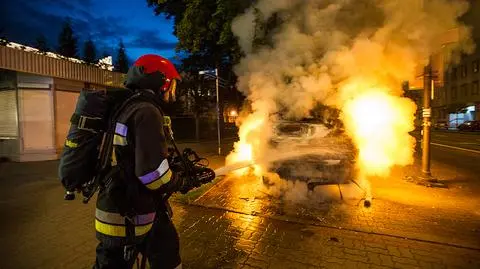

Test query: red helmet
[125,54,181,99]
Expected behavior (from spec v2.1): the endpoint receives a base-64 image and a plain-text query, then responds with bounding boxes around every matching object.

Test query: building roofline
[0,42,126,88]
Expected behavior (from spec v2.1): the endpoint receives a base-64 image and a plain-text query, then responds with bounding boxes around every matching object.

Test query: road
[412,131,480,178]
[430,131,480,152]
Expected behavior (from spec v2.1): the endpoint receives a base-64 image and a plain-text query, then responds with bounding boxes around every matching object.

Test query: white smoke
[233,0,473,115]
[229,0,474,201]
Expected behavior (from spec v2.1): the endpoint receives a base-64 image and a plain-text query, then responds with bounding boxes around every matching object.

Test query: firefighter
[93,54,183,269]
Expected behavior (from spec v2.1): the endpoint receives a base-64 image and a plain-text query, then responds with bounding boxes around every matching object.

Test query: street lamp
[199,68,222,155]
[421,63,434,179]
[416,29,459,185]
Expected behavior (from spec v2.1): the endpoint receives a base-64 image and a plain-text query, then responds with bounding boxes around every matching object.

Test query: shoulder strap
[114,91,164,124]
[99,92,164,168]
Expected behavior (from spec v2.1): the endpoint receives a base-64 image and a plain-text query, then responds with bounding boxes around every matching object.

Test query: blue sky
[0,0,179,63]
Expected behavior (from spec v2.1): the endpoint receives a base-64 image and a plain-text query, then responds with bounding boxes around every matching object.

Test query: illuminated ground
[0,135,479,269]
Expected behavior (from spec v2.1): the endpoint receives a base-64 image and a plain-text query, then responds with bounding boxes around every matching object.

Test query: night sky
[0,0,179,63]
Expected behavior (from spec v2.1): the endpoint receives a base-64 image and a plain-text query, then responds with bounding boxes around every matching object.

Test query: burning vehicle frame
[259,118,372,206]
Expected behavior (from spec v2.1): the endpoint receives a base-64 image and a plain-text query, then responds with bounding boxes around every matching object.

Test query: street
[411,131,480,193]
[429,131,480,178]
[430,131,480,152]
[0,135,479,269]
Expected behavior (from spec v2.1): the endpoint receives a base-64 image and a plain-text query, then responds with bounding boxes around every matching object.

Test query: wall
[0,139,20,161]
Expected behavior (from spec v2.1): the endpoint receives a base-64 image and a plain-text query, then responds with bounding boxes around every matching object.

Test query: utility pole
[215,68,221,156]
[199,69,222,156]
[421,64,433,178]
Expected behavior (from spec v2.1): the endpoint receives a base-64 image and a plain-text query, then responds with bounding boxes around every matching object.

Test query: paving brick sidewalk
[193,172,480,250]
[1,187,479,269]
[1,142,479,269]
[0,169,478,269]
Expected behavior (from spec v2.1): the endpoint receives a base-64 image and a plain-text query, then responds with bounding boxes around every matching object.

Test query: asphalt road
[431,130,480,151]
[417,130,480,178]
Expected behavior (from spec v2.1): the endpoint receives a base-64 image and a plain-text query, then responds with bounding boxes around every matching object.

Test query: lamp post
[421,64,433,178]
[199,68,221,155]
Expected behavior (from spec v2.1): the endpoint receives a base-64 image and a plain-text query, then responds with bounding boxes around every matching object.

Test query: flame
[342,86,417,178]
[227,84,417,183]
[226,112,267,176]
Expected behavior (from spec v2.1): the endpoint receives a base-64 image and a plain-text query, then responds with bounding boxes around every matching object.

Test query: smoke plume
[228,0,474,199]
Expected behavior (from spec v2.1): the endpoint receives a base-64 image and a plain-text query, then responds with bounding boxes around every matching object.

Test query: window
[473,81,479,95]
[452,86,457,100]
[452,67,458,80]
[461,84,469,96]
[473,60,479,73]
[461,65,467,78]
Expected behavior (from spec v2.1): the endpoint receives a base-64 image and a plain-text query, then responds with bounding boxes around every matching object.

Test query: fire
[342,87,417,177]
[226,112,267,176]
[225,0,471,202]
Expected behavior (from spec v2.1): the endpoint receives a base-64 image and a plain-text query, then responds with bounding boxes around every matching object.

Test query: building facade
[434,47,480,127]
[0,44,125,162]
[424,0,480,128]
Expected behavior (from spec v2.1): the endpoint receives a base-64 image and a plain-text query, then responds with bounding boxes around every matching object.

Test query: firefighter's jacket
[95,99,177,247]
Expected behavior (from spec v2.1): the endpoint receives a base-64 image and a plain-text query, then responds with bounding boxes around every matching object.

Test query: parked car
[458,120,480,131]
[433,120,449,130]
[264,119,356,190]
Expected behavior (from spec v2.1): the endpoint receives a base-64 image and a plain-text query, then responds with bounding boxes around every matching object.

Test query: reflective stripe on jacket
[95,98,172,246]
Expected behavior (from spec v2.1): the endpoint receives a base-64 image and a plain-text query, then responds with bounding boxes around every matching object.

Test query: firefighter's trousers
[93,211,182,269]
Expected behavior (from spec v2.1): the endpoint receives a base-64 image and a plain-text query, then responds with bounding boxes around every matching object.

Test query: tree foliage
[83,38,96,64]
[147,0,253,133]
[115,40,129,73]
[57,18,78,58]
[147,0,254,65]
[35,34,49,52]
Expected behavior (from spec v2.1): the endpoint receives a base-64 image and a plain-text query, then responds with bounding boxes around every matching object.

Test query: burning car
[263,119,357,191]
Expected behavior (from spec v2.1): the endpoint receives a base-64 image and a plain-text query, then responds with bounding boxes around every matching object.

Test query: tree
[57,18,78,58]
[115,40,128,73]
[176,70,216,140]
[83,38,96,64]
[35,34,49,52]
[0,27,6,40]
[147,0,255,136]
[146,0,254,65]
